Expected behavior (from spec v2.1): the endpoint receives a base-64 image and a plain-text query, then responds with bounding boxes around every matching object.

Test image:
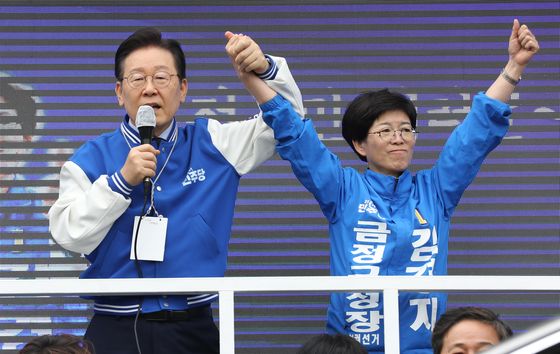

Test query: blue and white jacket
[48,56,304,316]
[262,93,510,354]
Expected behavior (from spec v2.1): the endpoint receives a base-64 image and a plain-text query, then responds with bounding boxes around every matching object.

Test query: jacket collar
[364,168,412,200]
[120,115,178,146]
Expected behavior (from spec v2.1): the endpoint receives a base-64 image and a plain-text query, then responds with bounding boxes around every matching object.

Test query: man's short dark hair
[114,27,186,81]
[296,333,367,354]
[432,306,513,354]
[341,89,417,162]
[19,334,94,354]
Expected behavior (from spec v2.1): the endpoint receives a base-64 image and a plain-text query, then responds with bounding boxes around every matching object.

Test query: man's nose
[143,77,157,94]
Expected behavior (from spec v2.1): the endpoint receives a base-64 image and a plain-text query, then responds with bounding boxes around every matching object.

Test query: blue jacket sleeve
[261,94,345,222]
[432,92,511,216]
[261,94,305,144]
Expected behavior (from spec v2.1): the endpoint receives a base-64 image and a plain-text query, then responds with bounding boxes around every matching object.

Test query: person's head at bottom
[432,306,513,354]
[297,333,368,354]
[19,334,94,354]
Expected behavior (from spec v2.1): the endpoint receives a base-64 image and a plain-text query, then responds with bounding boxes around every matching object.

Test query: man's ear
[352,140,367,159]
[180,78,188,103]
[115,81,124,106]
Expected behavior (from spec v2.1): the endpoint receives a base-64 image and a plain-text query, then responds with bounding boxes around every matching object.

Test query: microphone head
[136,105,156,128]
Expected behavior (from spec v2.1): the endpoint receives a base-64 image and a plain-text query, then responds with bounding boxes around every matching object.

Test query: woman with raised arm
[239,19,539,353]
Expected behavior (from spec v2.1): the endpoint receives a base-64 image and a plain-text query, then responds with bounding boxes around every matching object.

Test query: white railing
[2,275,559,353]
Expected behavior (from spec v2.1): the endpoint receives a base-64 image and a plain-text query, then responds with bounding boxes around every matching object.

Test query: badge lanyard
[126,126,177,262]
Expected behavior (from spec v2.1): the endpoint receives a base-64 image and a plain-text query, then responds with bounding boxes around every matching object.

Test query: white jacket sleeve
[48,161,131,255]
[208,55,304,175]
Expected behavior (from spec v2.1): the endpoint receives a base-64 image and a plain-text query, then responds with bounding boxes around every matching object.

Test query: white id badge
[130,216,168,262]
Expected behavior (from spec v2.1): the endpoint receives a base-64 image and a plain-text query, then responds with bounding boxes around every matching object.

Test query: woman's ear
[352,140,367,159]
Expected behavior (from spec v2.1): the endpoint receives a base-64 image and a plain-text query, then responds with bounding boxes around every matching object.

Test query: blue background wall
[0,0,558,352]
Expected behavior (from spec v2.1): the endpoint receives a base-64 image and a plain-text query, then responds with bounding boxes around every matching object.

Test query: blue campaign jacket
[69,118,239,313]
[48,56,305,315]
[262,93,510,353]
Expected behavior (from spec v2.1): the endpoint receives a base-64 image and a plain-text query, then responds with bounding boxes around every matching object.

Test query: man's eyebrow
[127,65,172,73]
[448,340,496,350]
[446,343,466,353]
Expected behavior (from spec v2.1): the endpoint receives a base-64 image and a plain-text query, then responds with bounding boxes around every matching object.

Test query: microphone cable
[132,191,150,354]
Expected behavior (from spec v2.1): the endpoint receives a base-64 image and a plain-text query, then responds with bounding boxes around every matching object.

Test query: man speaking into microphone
[48,27,304,354]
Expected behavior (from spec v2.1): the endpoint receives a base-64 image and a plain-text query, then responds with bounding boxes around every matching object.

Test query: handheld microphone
[136,105,156,195]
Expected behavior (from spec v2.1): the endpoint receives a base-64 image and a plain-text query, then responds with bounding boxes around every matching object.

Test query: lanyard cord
[147,135,177,216]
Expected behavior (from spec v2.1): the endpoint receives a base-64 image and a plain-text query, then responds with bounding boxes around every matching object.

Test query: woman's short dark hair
[296,333,368,354]
[19,334,94,354]
[114,27,186,81]
[432,306,513,354]
[342,89,417,161]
